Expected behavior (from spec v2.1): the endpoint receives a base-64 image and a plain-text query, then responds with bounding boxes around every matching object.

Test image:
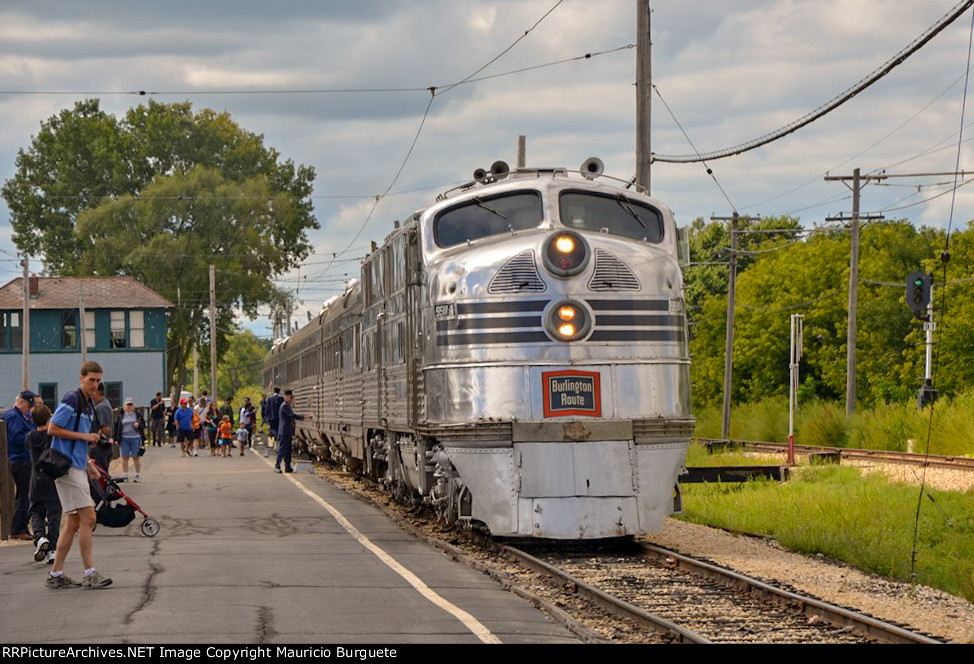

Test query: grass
[684,441,780,467]
[677,465,974,603]
[693,390,974,456]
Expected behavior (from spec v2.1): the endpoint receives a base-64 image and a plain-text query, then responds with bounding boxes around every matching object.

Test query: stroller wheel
[141,518,160,537]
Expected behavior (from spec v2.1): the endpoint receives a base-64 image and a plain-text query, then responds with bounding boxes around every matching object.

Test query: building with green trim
[0,276,172,409]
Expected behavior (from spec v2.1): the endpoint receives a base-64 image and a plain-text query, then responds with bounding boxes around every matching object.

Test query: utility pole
[210,265,218,404]
[80,283,87,364]
[517,135,526,169]
[824,169,967,414]
[715,213,739,440]
[21,257,29,391]
[788,314,804,466]
[825,168,887,416]
[846,168,861,417]
[635,0,652,193]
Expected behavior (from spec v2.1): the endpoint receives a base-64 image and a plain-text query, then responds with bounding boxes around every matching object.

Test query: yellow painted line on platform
[257,451,501,644]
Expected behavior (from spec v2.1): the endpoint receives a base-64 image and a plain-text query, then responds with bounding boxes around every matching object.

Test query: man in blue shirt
[46,361,112,590]
[173,398,195,457]
[3,390,37,541]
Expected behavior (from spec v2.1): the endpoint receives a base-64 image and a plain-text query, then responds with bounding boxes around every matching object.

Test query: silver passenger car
[264,160,692,539]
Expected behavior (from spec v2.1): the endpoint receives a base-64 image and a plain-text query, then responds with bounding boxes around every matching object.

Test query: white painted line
[257,451,502,644]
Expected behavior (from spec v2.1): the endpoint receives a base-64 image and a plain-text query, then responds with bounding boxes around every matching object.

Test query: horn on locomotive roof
[473,167,489,184]
[580,157,604,180]
[490,160,510,180]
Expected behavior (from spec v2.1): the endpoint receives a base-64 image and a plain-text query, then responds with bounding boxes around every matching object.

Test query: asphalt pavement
[0,441,581,645]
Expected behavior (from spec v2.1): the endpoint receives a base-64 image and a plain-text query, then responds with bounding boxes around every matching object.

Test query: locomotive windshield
[559,191,664,243]
[434,191,543,247]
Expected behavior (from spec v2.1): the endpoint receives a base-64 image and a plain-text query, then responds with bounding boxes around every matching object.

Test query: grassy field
[677,464,974,603]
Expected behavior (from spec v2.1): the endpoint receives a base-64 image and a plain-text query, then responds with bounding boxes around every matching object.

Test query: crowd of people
[4,363,311,591]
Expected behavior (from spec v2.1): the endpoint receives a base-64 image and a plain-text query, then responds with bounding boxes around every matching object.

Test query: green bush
[797,400,849,448]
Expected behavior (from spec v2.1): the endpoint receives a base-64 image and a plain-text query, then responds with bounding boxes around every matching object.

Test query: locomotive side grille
[488,250,546,294]
[588,249,640,291]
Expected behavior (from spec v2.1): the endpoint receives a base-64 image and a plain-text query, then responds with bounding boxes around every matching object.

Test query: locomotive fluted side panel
[381,363,410,428]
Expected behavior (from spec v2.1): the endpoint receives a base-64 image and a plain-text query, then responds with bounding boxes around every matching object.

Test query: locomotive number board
[542,370,602,418]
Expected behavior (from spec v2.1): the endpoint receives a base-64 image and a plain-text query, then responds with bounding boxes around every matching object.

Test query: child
[218,415,233,458]
[25,405,60,564]
[236,426,249,457]
[205,406,218,456]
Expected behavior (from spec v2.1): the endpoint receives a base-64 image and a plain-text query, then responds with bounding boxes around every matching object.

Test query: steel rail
[639,543,944,644]
[502,543,711,643]
[694,437,974,470]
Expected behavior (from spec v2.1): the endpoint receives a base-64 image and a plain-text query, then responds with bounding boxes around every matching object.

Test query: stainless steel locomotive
[263,158,693,539]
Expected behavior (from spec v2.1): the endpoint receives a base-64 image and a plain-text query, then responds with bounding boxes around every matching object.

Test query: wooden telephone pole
[635,0,652,193]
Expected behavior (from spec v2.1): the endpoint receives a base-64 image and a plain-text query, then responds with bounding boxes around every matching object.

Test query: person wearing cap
[3,390,38,541]
[264,387,283,454]
[113,398,145,482]
[275,389,311,473]
[173,397,195,457]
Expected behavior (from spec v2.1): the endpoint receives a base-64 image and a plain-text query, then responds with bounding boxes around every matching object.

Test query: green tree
[689,220,954,410]
[215,330,269,399]
[3,99,315,390]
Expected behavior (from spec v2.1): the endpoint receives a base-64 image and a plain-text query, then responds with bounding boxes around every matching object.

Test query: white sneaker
[47,550,55,564]
[34,537,50,562]
[119,473,128,482]
[134,473,141,483]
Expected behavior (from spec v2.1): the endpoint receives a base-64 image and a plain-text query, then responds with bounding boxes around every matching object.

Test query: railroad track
[504,539,945,644]
[695,438,974,470]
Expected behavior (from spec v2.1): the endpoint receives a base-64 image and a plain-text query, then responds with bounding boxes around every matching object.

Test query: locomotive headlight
[546,300,591,342]
[554,235,575,253]
[543,231,590,277]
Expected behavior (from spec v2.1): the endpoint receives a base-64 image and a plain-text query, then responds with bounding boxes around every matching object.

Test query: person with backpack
[46,360,112,590]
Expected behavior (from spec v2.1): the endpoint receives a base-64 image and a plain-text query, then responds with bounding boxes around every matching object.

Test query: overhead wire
[909,1,974,583]
[652,0,974,163]
[303,0,567,286]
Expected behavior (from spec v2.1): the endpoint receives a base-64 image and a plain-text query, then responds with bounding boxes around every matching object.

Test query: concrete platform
[0,444,581,644]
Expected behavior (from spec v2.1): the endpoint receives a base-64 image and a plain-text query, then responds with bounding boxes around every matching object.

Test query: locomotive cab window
[559,191,664,243]
[434,191,543,248]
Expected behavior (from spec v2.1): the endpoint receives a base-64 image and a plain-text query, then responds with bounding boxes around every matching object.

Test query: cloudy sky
[2,0,973,335]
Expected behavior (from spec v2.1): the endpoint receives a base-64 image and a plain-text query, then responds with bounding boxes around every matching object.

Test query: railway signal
[906,272,932,321]
[906,271,936,409]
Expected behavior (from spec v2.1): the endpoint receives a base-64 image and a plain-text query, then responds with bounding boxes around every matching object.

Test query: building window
[60,310,77,349]
[110,311,126,348]
[104,382,123,408]
[1,312,23,350]
[84,311,96,349]
[39,383,58,406]
[130,310,145,348]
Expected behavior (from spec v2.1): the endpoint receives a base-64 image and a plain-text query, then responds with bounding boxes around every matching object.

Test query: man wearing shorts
[46,360,112,589]
[174,398,194,456]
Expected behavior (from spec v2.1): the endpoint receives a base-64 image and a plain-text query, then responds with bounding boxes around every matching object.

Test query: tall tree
[3,99,316,390]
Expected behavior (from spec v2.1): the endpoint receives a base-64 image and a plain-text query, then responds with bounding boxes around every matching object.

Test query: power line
[652,0,974,163]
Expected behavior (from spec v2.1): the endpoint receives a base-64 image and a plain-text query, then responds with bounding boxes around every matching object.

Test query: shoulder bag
[36,389,87,479]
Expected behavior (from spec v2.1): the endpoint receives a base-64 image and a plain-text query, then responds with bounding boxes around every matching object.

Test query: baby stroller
[90,463,160,537]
